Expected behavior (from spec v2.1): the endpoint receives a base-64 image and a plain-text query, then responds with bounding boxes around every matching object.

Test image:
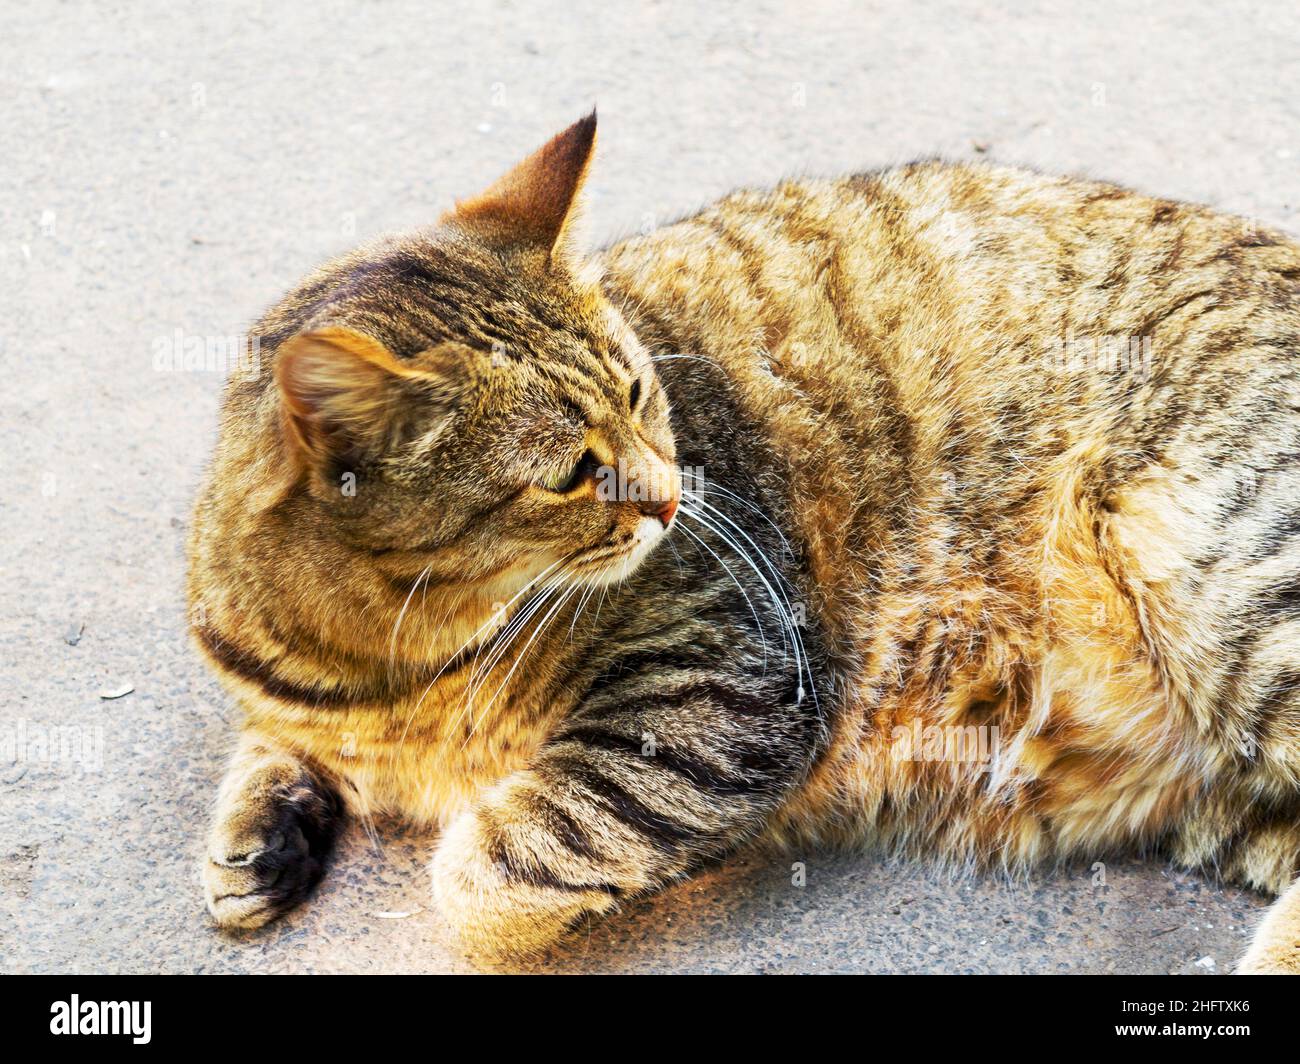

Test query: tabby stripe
[586,646,719,692]
[1234,667,1300,765]
[388,253,582,351]
[487,830,620,895]
[557,726,760,795]
[1261,669,1300,708]
[1211,587,1300,723]
[197,624,480,708]
[1137,288,1221,335]
[1214,623,1271,723]
[1251,509,1300,561]
[379,568,469,596]
[197,627,359,708]
[584,678,786,723]
[1257,575,1300,617]
[618,300,685,354]
[384,488,526,555]
[598,340,634,372]
[686,677,800,716]
[565,764,697,850]
[533,795,602,860]
[256,259,400,349]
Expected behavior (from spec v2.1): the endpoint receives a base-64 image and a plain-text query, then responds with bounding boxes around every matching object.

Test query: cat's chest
[304,654,584,826]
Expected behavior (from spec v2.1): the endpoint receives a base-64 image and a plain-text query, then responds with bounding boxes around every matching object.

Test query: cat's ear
[451,110,597,261]
[275,326,449,483]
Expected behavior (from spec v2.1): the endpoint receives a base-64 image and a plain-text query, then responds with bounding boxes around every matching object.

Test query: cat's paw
[1237,952,1300,974]
[430,810,619,965]
[1238,879,1300,974]
[1237,935,1300,974]
[203,768,341,930]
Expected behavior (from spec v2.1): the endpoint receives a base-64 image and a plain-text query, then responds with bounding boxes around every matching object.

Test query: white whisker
[388,564,432,673]
[388,557,567,762]
[454,572,570,734]
[677,499,815,707]
[689,483,796,558]
[464,577,585,746]
[675,521,769,671]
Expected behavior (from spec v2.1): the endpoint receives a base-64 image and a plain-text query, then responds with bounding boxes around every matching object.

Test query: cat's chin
[573,516,669,587]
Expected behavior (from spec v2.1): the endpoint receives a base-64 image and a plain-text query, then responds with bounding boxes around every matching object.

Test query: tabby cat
[189,113,1300,972]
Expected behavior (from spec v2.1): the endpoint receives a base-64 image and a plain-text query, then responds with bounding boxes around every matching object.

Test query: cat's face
[270,114,680,602]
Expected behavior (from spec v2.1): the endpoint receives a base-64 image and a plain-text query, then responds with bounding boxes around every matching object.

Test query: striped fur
[191,114,1300,968]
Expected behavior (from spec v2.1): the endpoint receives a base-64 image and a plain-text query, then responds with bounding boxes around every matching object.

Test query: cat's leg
[1239,877,1300,974]
[431,670,817,962]
[203,730,344,929]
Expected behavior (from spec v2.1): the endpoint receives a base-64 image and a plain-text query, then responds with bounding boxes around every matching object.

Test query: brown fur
[190,114,1300,970]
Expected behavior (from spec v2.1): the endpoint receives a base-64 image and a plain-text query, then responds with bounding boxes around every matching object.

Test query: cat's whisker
[431,560,562,693]
[682,490,800,593]
[674,521,769,671]
[383,583,473,777]
[457,557,589,728]
[663,535,688,582]
[474,578,583,711]
[387,564,433,676]
[680,491,802,603]
[688,483,796,559]
[568,571,604,639]
[467,579,561,686]
[677,502,815,707]
[464,577,586,746]
[678,508,787,666]
[592,573,614,622]
[390,557,567,758]
[649,352,725,372]
[459,570,570,720]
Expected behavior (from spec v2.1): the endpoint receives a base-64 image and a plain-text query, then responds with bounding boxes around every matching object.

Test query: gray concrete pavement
[3,0,1296,974]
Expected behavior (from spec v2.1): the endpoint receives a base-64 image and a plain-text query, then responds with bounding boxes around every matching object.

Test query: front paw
[204,769,341,930]
[1238,879,1300,974]
[431,811,619,965]
[1237,940,1300,974]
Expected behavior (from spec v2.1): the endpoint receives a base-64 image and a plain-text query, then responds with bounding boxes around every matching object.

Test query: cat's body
[190,115,1300,969]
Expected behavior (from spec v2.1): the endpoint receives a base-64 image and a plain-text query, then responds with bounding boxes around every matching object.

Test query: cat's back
[600,158,1296,375]
[600,158,1300,529]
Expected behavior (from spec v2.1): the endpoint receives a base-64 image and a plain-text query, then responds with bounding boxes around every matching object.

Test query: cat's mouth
[569,516,669,586]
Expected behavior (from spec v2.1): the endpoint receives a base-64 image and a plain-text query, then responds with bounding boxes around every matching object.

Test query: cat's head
[261,113,679,605]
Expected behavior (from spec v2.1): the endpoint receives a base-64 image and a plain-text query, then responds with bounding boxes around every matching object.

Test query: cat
[189,112,1300,972]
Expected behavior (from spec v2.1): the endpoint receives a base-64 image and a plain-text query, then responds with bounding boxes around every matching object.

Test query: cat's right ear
[274,327,454,492]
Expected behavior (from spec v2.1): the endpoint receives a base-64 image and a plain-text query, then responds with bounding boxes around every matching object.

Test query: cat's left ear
[451,110,597,262]
[275,327,463,491]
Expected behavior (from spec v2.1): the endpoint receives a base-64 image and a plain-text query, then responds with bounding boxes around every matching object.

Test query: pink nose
[640,496,678,527]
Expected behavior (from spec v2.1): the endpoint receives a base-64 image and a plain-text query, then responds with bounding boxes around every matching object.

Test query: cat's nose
[640,495,678,527]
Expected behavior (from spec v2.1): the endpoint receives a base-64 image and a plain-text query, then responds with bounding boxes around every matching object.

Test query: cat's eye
[629,378,642,412]
[539,449,599,494]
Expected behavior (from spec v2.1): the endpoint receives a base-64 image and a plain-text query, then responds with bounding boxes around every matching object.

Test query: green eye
[540,450,599,493]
